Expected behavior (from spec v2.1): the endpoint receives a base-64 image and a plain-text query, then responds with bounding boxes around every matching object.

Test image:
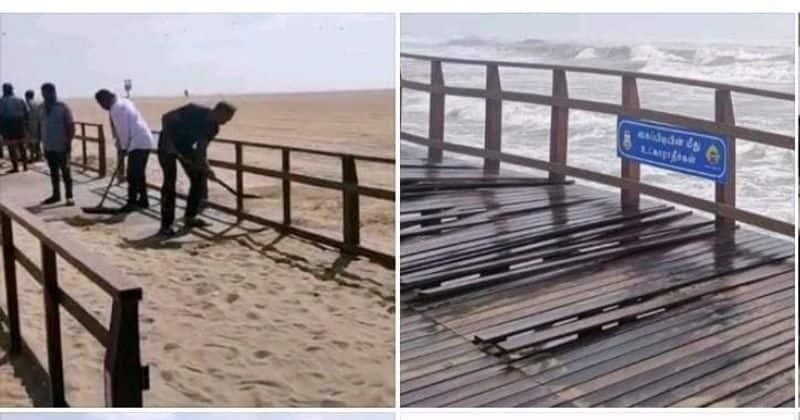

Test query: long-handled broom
[83,154,261,215]
[174,154,262,199]
[81,161,127,214]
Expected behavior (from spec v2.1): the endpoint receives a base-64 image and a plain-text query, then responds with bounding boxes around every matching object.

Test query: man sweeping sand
[95,89,157,211]
[157,102,236,236]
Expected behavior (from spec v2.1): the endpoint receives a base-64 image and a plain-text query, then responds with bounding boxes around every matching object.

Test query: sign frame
[617,116,729,184]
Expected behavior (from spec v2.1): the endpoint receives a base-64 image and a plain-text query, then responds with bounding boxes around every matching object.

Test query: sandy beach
[0,90,395,406]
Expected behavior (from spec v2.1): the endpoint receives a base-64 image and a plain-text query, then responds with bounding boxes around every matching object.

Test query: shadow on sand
[0,314,51,406]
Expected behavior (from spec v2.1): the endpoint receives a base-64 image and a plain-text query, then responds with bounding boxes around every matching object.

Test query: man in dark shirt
[40,83,76,206]
[0,83,29,173]
[157,101,236,236]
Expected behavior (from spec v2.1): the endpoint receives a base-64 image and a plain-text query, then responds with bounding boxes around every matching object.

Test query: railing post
[235,143,244,220]
[621,76,641,209]
[104,289,146,407]
[81,123,88,168]
[41,244,66,407]
[484,64,502,174]
[282,149,291,226]
[549,69,569,183]
[1,213,21,354]
[428,60,445,163]
[342,156,360,251]
[715,89,736,238]
[98,125,107,178]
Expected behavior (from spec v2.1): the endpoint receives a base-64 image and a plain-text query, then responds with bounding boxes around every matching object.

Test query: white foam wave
[630,45,687,63]
[575,48,597,59]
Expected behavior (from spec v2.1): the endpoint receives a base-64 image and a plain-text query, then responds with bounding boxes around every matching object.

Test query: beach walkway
[0,159,395,406]
[399,144,795,408]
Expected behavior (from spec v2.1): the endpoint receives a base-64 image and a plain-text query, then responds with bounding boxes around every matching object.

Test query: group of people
[0,83,77,205]
[0,85,45,173]
[0,82,237,236]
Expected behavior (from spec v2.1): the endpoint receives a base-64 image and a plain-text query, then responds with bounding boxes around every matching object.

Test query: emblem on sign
[705,144,720,165]
[622,130,632,151]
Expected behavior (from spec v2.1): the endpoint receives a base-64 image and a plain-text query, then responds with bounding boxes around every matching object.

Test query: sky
[401,14,795,44]
[0,414,393,420]
[0,14,395,98]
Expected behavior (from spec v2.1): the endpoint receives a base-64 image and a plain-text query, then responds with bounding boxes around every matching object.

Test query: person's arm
[110,105,130,152]
[161,111,182,156]
[63,105,75,152]
[194,123,219,172]
[22,101,29,133]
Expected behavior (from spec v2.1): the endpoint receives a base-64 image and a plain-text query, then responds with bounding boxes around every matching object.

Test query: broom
[81,161,127,214]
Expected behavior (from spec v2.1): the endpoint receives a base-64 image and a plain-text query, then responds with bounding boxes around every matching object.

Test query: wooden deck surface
[399,143,795,408]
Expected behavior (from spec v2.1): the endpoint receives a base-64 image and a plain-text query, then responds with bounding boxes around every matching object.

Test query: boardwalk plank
[399,145,795,408]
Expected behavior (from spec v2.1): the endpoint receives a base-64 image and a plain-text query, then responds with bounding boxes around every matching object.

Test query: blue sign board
[617,116,728,184]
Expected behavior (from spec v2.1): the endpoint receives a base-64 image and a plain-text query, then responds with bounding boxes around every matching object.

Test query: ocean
[400,37,796,226]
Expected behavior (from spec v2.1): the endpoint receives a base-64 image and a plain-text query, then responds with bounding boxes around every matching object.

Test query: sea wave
[400,36,795,224]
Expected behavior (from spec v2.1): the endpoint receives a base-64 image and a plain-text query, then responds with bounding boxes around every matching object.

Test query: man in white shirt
[94,89,156,211]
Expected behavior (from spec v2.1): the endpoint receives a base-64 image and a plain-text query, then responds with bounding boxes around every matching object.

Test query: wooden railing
[157,133,395,267]
[72,122,107,177]
[0,122,106,177]
[400,52,795,237]
[61,126,395,267]
[0,201,148,406]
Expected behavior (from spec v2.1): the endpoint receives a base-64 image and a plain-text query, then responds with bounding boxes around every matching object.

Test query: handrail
[44,125,396,267]
[152,130,396,266]
[211,136,395,164]
[400,53,795,237]
[400,52,796,101]
[0,200,148,406]
[73,122,107,177]
[0,122,108,176]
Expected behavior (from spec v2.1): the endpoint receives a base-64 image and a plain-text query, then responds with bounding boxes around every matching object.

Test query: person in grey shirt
[40,83,76,206]
[0,83,29,173]
[24,89,43,162]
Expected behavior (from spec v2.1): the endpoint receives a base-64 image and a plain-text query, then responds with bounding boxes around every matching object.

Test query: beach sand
[0,90,395,407]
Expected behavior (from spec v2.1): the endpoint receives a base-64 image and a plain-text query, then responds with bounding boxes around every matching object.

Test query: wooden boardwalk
[399,145,795,408]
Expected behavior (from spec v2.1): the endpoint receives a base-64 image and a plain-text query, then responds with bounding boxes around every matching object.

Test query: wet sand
[0,90,395,407]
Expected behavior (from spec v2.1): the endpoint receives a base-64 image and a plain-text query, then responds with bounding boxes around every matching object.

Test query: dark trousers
[127,149,151,207]
[44,151,72,199]
[158,148,205,229]
[7,140,28,171]
[27,136,42,161]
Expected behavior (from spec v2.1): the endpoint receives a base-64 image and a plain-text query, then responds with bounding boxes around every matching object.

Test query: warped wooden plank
[399,145,795,408]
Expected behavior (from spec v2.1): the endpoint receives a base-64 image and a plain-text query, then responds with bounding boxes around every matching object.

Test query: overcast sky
[402,14,795,44]
[0,414,393,420]
[0,14,395,98]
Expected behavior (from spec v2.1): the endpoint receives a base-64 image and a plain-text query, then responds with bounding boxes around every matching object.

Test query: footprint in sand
[332,340,350,350]
[204,343,240,360]
[253,350,271,359]
[226,293,239,303]
[161,370,175,382]
[195,283,213,296]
